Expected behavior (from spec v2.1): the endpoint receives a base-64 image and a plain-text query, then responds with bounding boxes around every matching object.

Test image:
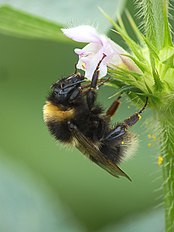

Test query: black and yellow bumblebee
[43,57,147,181]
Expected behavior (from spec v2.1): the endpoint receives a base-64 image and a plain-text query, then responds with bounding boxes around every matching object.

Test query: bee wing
[71,125,131,181]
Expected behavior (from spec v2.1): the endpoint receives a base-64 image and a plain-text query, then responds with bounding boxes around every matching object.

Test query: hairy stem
[160,117,174,232]
[140,0,172,49]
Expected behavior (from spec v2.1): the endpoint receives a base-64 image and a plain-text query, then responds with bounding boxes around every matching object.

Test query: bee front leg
[86,54,106,109]
[86,75,98,109]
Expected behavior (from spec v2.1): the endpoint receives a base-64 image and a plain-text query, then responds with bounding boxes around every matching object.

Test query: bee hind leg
[102,124,127,142]
[123,97,148,126]
[103,97,148,142]
[106,95,122,117]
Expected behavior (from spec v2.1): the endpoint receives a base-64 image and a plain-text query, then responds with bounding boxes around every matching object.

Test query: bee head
[50,73,85,106]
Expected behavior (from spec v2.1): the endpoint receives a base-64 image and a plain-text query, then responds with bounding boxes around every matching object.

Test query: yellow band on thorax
[43,101,75,122]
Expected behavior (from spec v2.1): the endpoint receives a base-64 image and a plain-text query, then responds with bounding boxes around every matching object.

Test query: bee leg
[106,96,121,117]
[86,73,98,109]
[103,98,148,142]
[103,124,127,142]
[97,77,110,88]
[81,77,109,91]
[103,113,140,142]
[123,97,148,127]
[87,54,106,109]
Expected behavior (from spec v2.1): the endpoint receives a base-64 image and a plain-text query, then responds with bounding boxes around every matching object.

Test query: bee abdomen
[46,121,73,143]
[100,132,138,163]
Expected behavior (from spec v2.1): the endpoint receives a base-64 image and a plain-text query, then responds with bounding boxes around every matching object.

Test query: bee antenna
[62,80,85,89]
[138,97,148,114]
[50,83,56,89]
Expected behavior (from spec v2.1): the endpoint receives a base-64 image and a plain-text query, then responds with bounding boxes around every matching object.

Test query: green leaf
[107,84,144,99]
[0,153,82,232]
[142,36,164,91]
[160,46,174,67]
[125,10,144,45]
[162,54,174,68]
[144,80,153,94]
[121,54,149,73]
[0,6,68,42]
[0,0,126,39]
[100,9,145,62]
[152,68,164,91]
[143,37,164,91]
[102,209,164,232]
[115,66,142,80]
[143,37,159,61]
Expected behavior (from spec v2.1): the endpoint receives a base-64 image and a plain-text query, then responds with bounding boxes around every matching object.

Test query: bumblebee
[43,57,147,180]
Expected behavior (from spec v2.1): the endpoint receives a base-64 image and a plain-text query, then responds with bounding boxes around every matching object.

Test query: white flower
[61,25,139,80]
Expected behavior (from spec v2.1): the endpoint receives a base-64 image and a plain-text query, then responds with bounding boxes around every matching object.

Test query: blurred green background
[0,1,164,231]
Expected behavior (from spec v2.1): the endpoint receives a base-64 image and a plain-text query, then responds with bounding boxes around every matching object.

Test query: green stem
[141,0,172,50]
[160,117,174,232]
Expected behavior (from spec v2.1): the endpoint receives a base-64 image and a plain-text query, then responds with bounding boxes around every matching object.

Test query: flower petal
[61,25,102,43]
[76,58,86,71]
[85,61,107,80]
[84,51,107,80]
[75,43,101,57]
[74,42,105,79]
[62,25,139,79]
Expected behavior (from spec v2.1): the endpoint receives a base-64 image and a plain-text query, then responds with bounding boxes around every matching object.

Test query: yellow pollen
[147,143,152,148]
[138,114,142,120]
[148,134,152,139]
[121,141,125,145]
[82,62,86,69]
[152,134,157,141]
[157,155,164,166]
[148,134,157,141]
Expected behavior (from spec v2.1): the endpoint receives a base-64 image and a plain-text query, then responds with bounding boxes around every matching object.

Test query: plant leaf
[143,37,159,61]
[0,153,82,232]
[0,0,126,34]
[121,54,149,73]
[100,9,145,62]
[125,10,144,45]
[0,5,69,42]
